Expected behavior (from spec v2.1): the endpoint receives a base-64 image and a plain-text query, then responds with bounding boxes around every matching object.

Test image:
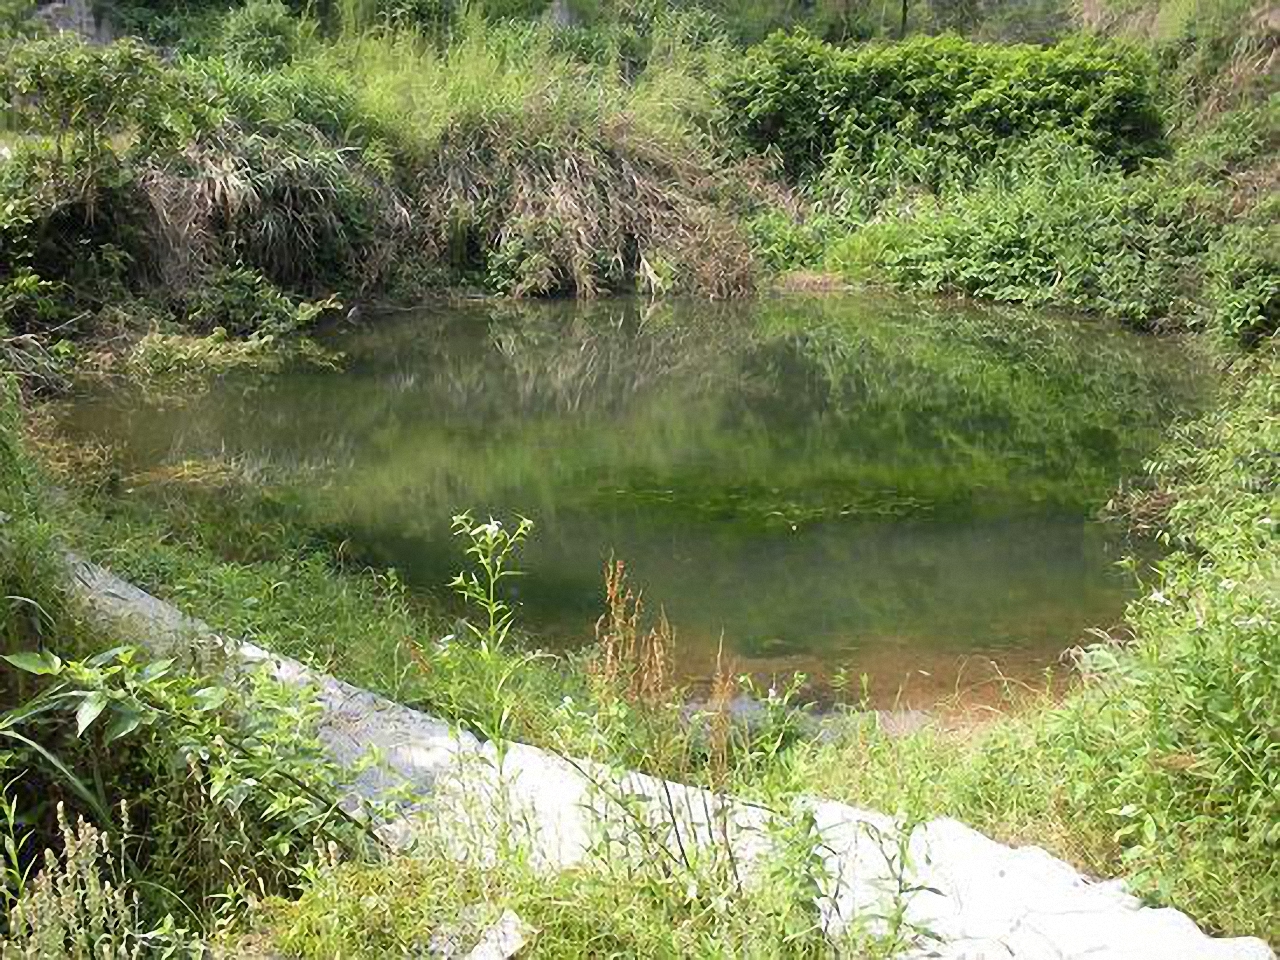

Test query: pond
[63,293,1207,707]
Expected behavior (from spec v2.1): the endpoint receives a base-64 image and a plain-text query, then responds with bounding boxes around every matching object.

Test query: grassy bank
[0,379,397,954]
[0,4,757,363]
[781,348,1279,938]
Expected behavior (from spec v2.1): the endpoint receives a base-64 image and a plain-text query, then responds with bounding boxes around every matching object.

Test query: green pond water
[64,293,1207,706]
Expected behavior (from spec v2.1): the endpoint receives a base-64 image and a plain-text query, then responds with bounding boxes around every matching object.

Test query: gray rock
[466,910,534,960]
[33,0,114,42]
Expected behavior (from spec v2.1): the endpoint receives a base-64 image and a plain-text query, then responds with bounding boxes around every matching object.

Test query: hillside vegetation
[0,0,1275,364]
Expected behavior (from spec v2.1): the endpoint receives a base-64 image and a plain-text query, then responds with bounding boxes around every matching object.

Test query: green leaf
[1,651,63,676]
[193,686,229,711]
[105,710,145,742]
[139,658,175,682]
[87,645,133,667]
[75,692,108,736]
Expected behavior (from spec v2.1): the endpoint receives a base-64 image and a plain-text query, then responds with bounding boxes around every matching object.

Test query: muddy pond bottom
[62,294,1206,707]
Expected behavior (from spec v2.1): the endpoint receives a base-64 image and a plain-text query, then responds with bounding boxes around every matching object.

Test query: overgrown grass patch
[0,10,758,335]
[824,138,1216,326]
[242,838,909,959]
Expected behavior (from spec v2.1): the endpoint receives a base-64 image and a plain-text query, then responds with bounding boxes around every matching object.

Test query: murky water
[62,294,1206,705]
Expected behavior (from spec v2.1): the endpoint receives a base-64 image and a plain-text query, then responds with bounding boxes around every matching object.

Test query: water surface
[64,294,1205,705]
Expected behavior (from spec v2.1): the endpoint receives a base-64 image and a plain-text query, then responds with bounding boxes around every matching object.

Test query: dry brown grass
[1102,480,1179,538]
[706,639,737,789]
[1193,36,1279,125]
[137,111,757,303]
[591,558,675,707]
[416,114,756,299]
[138,124,411,297]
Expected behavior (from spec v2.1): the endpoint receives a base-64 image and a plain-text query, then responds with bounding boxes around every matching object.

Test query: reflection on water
[61,293,1206,705]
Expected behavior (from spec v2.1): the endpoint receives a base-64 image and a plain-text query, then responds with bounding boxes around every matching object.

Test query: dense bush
[0,151,156,333]
[0,193,50,333]
[1204,221,1280,346]
[720,32,1166,181]
[185,265,339,336]
[218,0,303,68]
[745,208,829,273]
[825,139,1218,326]
[0,35,208,160]
[0,0,36,39]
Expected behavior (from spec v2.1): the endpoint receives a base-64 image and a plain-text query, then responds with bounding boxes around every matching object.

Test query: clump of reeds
[321,17,757,298]
[139,121,410,298]
[416,113,756,298]
[592,558,674,707]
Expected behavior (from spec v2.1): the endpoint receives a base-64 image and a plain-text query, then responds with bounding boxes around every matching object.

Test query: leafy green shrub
[0,644,375,923]
[825,140,1218,326]
[0,192,62,334]
[0,0,37,40]
[0,35,207,161]
[720,32,1166,181]
[1204,222,1279,346]
[219,0,303,69]
[187,267,339,337]
[0,40,222,326]
[745,209,829,273]
[0,149,155,326]
[0,271,62,339]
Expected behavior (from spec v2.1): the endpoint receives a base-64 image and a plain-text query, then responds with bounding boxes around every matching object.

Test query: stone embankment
[73,559,1276,960]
